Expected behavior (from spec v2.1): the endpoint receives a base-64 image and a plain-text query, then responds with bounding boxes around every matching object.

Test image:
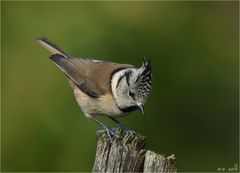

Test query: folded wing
[50,54,133,98]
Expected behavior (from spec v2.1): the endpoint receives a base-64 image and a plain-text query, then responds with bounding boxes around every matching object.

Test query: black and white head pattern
[111,58,152,112]
[132,59,152,104]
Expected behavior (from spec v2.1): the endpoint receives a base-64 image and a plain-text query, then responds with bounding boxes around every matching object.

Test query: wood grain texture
[93,128,146,172]
[144,151,177,173]
[92,128,177,173]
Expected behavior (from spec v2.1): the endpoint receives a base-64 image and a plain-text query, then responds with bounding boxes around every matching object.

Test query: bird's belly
[73,87,122,117]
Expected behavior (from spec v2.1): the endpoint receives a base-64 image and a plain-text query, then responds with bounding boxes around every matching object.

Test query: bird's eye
[129,91,135,98]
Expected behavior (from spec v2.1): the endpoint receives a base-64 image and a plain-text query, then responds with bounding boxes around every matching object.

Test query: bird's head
[111,59,152,114]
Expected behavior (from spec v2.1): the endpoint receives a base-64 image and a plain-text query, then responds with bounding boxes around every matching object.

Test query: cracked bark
[92,128,177,173]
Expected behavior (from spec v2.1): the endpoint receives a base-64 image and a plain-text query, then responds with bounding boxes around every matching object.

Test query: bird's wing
[50,54,134,98]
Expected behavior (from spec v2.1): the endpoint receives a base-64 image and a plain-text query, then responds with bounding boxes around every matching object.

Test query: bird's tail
[35,37,69,57]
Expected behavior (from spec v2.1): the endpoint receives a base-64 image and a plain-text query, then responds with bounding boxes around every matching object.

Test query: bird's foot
[118,125,135,137]
[96,126,121,142]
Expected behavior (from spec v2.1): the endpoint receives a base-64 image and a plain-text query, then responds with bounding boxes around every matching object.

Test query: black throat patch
[119,105,138,113]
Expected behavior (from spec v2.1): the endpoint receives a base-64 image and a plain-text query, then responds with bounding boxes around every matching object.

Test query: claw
[118,125,135,137]
[108,117,135,137]
[96,129,105,138]
[124,128,135,137]
[105,128,114,143]
[104,127,121,139]
[96,127,121,142]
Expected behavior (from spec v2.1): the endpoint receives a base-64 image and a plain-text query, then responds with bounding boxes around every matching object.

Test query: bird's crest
[135,58,152,100]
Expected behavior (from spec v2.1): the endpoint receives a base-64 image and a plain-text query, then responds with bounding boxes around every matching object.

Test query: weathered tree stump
[144,151,177,173]
[92,128,177,173]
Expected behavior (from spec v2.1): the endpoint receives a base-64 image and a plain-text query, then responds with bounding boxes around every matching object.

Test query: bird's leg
[90,117,120,142]
[108,117,135,136]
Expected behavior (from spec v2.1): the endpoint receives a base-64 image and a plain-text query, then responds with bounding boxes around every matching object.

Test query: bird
[36,37,152,141]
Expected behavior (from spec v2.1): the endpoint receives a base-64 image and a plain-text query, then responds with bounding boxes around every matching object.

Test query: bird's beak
[137,104,144,115]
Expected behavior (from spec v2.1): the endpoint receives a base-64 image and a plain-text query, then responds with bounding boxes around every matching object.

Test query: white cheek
[111,68,138,108]
[111,69,129,102]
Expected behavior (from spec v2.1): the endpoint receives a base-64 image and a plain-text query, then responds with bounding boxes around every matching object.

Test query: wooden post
[92,128,177,173]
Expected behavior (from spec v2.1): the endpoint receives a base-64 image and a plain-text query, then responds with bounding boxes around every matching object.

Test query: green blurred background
[1,1,239,172]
